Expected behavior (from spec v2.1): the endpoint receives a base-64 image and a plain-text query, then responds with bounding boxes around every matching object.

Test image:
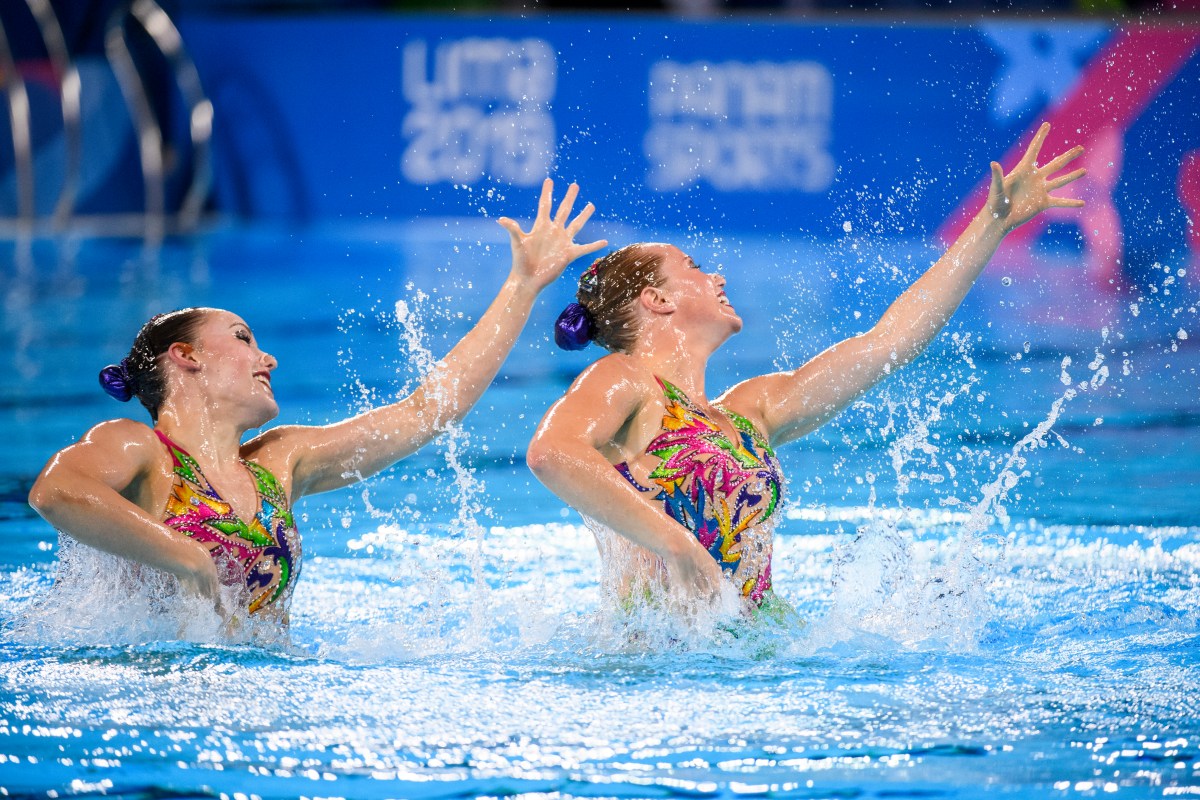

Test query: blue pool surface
[1,218,1198,799]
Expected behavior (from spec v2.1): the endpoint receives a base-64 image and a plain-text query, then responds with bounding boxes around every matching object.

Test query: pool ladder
[0,0,212,237]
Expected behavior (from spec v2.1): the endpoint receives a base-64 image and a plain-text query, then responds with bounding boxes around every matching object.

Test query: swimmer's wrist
[973,205,1013,239]
[173,537,215,584]
[660,532,699,562]
[502,272,543,304]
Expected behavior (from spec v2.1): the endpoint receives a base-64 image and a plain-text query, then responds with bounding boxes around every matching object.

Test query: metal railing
[27,0,81,225]
[0,0,212,237]
[0,14,34,223]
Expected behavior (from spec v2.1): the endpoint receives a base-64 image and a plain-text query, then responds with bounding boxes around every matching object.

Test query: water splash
[577,517,801,658]
[321,293,498,659]
[812,335,1112,652]
[11,536,263,647]
[392,294,493,647]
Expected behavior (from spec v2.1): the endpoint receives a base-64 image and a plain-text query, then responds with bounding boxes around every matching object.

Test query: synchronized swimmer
[528,123,1085,614]
[28,124,1085,630]
[28,180,605,624]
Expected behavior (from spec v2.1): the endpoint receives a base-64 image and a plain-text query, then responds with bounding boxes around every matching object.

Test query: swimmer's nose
[263,351,278,371]
[713,272,727,288]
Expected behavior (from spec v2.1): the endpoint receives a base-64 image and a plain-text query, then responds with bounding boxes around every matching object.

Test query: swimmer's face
[188,310,279,427]
[653,245,743,339]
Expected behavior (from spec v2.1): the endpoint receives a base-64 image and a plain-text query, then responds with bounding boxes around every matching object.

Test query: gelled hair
[98,308,209,422]
[557,244,668,354]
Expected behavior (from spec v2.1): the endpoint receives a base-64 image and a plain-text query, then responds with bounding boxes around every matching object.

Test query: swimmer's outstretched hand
[497,179,608,292]
[987,122,1087,232]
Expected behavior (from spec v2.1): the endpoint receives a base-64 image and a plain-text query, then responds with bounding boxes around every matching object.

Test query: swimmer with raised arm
[28,180,606,625]
[527,124,1086,615]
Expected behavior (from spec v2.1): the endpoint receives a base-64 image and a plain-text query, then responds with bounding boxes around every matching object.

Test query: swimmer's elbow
[27,475,64,518]
[28,467,90,521]
[525,432,573,481]
[524,437,556,477]
[860,326,921,373]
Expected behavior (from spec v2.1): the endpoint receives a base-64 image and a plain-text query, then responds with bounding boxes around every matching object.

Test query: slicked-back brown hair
[123,308,209,421]
[576,244,668,353]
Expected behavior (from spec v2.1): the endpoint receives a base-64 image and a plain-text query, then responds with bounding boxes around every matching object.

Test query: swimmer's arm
[527,359,725,599]
[274,179,607,498]
[728,123,1086,446]
[27,419,219,599]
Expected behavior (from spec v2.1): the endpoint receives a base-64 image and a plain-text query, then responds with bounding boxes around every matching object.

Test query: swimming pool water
[1,221,1198,798]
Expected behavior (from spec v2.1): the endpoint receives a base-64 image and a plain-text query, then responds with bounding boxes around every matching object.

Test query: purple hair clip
[554,302,595,351]
[98,358,136,402]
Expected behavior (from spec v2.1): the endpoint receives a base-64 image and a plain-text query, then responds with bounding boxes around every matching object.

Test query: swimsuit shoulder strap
[654,375,694,407]
[241,459,290,511]
[719,406,775,456]
[154,428,183,455]
[154,429,209,488]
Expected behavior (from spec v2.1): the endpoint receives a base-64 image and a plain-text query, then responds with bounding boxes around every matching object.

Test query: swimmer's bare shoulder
[240,425,308,494]
[37,418,162,499]
[73,418,159,462]
[544,352,659,456]
[241,420,393,499]
[240,424,295,460]
[716,379,772,439]
[564,351,657,408]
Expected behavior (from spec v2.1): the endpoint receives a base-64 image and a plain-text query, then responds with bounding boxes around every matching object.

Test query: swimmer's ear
[166,342,201,372]
[640,284,675,316]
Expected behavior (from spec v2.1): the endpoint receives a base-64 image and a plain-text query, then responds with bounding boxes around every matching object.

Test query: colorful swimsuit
[156,430,302,615]
[615,377,784,605]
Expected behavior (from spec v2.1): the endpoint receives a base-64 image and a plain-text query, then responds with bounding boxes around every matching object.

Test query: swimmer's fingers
[988,161,1006,203]
[536,177,555,222]
[1041,145,1085,177]
[565,203,608,258]
[1046,167,1087,192]
[213,593,231,622]
[565,201,596,237]
[496,216,527,239]
[178,558,220,607]
[1019,121,1052,167]
[554,182,579,226]
[572,237,609,260]
[1047,193,1086,209]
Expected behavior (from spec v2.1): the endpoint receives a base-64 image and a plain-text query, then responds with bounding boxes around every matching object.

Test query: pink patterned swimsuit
[157,430,302,615]
[615,377,784,605]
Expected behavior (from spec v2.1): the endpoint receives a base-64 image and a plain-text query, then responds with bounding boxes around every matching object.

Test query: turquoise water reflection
[1,225,1197,798]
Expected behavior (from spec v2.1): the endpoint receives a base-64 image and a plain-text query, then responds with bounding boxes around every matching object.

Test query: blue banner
[177,15,1199,275]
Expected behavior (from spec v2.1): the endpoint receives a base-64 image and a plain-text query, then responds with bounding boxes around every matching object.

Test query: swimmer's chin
[246,402,280,429]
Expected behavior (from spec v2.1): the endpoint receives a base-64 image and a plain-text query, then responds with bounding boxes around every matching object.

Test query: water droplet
[842,220,852,233]
[1001,276,1012,287]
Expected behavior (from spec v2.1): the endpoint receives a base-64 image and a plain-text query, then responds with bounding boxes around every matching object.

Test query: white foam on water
[11,536,281,647]
[804,335,1117,654]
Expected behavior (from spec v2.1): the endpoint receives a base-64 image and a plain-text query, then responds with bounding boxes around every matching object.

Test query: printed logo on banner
[644,60,835,192]
[401,38,556,185]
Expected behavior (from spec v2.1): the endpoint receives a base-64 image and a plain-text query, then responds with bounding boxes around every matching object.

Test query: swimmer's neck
[627,325,719,401]
[155,402,250,467]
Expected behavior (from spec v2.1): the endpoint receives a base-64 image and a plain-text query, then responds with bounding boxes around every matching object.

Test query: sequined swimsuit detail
[615,377,784,605]
[156,431,302,614]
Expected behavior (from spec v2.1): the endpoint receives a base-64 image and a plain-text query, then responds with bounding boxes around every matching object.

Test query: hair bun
[98,359,136,402]
[554,302,595,351]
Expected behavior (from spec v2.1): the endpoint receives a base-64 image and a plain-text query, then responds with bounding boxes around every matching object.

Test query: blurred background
[0,0,1197,235]
[1,0,1197,532]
